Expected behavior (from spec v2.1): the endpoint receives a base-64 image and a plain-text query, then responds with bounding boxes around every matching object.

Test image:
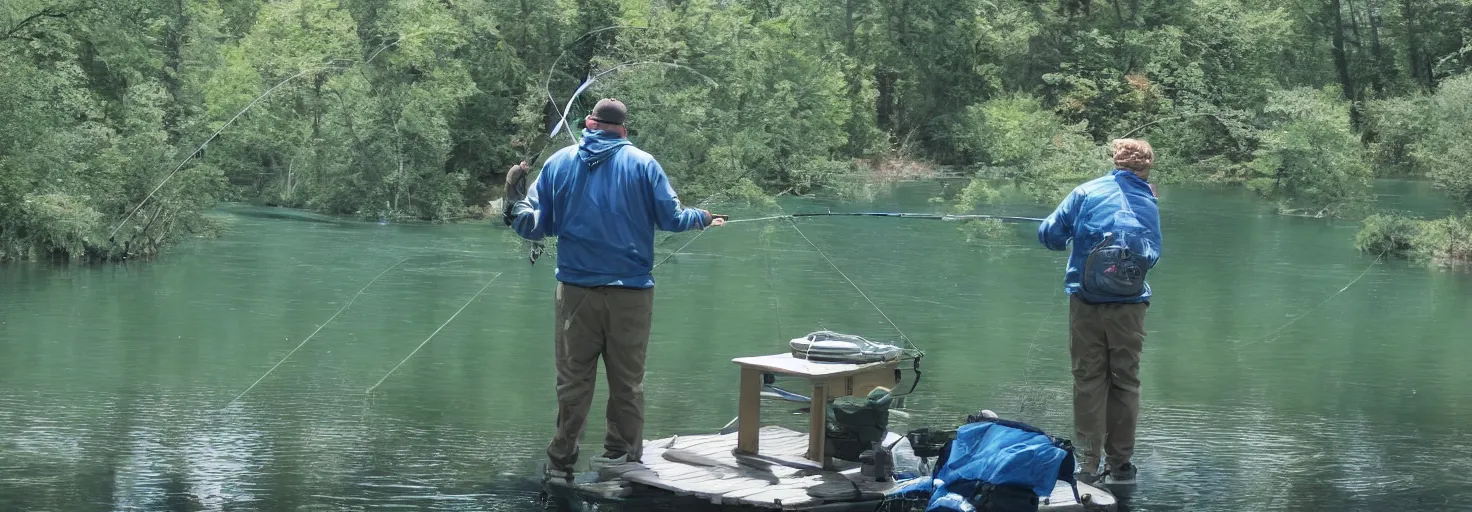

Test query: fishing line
[764,227,785,341]
[547,60,718,142]
[658,209,1040,275]
[541,26,654,146]
[1015,283,1063,415]
[109,68,308,240]
[651,227,711,269]
[1236,250,1385,349]
[781,216,916,352]
[224,257,410,407]
[108,32,437,242]
[365,272,503,394]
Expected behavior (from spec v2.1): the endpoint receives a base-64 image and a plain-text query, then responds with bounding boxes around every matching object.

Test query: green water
[3,182,1471,512]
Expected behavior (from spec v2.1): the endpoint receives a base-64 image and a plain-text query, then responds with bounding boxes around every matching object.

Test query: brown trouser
[1068,295,1147,475]
[546,282,654,471]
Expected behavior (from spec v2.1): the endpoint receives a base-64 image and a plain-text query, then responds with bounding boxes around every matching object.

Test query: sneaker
[592,451,628,466]
[1105,463,1138,484]
[1075,471,1102,486]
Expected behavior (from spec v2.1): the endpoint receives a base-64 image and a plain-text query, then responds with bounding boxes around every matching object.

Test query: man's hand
[703,211,727,227]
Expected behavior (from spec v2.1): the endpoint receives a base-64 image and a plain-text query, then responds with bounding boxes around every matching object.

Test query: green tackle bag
[825,387,893,462]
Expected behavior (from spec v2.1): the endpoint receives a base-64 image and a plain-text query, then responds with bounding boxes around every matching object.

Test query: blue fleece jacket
[1037,169,1162,304]
[509,129,711,288]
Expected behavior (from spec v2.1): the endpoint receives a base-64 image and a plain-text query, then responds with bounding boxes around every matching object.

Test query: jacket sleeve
[510,170,555,240]
[1037,188,1081,251]
[648,160,710,232]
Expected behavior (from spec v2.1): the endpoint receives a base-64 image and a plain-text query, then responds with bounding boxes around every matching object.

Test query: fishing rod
[510,57,718,266]
[725,212,1046,224]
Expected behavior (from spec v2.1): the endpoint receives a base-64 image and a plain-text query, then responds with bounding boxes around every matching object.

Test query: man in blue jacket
[1037,139,1161,486]
[504,99,722,481]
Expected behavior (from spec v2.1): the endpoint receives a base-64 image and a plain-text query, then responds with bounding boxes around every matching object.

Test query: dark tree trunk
[1330,0,1362,127]
[161,0,188,145]
[1400,0,1432,89]
[876,68,897,132]
[1367,0,1392,96]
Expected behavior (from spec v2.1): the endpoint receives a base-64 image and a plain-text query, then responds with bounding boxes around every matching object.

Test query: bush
[1,193,103,261]
[1415,74,1472,206]
[1353,213,1421,257]
[1411,215,1472,268]
[1355,213,1472,268]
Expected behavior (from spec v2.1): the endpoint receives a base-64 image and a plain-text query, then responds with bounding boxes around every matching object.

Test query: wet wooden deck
[552,425,1116,511]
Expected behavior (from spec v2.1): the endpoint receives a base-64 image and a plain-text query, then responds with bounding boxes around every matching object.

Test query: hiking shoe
[593,451,645,481]
[1106,463,1138,484]
[1075,471,1102,486]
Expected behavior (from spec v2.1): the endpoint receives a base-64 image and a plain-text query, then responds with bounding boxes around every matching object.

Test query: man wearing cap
[1037,138,1161,486]
[503,99,723,481]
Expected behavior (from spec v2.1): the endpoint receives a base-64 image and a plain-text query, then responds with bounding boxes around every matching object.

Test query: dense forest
[1,0,1469,264]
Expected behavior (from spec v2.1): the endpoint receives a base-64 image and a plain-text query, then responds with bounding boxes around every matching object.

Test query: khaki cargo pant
[1068,295,1147,475]
[546,282,654,471]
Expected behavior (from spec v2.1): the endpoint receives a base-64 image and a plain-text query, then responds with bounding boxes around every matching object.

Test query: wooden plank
[734,451,826,473]
[733,353,895,379]
[685,427,807,458]
[807,383,828,462]
[695,435,804,459]
[1040,480,1116,511]
[668,434,731,452]
[824,366,900,397]
[737,485,821,509]
[737,367,763,454]
[614,425,919,511]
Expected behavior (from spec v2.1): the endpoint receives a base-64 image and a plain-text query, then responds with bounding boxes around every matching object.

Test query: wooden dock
[551,425,1117,511]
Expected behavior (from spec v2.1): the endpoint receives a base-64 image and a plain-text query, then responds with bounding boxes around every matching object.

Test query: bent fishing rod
[509,61,717,266]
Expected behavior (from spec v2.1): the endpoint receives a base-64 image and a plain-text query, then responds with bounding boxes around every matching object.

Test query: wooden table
[731,353,900,464]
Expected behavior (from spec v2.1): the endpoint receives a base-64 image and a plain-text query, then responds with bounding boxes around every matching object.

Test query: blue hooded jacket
[509,129,711,288]
[1037,169,1161,304]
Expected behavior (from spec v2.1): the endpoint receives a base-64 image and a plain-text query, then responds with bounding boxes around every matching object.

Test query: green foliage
[947,94,1105,210]
[1412,215,1472,268]
[1363,95,1433,176]
[1356,213,1472,268]
[1354,213,1421,257]
[3,0,1471,264]
[1245,88,1374,217]
[1415,74,1472,205]
[0,1,228,262]
[958,218,1011,244]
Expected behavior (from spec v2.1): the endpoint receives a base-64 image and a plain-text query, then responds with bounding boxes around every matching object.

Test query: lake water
[2,181,1470,511]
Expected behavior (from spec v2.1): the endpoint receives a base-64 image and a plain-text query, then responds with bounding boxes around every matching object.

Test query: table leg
[737,367,762,454]
[807,383,828,462]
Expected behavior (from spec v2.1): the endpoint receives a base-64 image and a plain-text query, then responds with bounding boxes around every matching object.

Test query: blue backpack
[1080,181,1156,299]
[896,418,1078,512]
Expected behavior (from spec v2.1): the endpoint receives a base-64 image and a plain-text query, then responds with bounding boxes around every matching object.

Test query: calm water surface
[2,181,1470,511]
